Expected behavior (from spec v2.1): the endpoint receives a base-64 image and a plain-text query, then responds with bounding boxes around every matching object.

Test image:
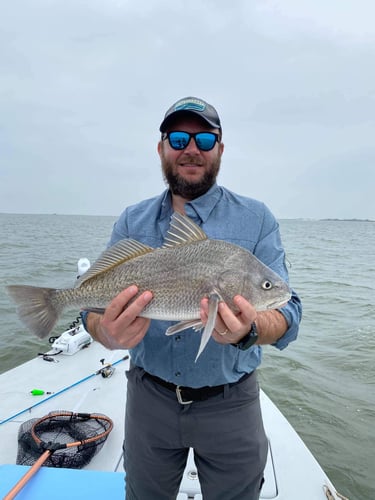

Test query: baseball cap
[159,97,221,132]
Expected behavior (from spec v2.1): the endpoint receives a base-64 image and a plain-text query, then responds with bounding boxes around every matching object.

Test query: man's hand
[200,295,289,346]
[86,285,153,350]
[200,295,257,346]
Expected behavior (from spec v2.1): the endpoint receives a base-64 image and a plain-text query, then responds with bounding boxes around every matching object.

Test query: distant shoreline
[319,218,375,222]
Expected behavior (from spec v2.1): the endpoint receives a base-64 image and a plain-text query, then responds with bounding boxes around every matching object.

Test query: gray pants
[124,366,268,500]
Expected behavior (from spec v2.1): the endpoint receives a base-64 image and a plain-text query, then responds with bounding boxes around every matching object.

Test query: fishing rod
[0,355,129,425]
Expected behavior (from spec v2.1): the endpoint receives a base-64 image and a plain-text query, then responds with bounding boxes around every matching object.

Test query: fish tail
[7,285,64,338]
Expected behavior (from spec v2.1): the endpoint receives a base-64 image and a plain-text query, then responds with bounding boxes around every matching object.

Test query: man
[82,97,302,500]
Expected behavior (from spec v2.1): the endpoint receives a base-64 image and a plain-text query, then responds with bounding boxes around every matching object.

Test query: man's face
[158,115,224,200]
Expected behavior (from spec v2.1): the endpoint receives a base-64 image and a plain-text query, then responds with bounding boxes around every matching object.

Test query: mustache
[178,156,204,166]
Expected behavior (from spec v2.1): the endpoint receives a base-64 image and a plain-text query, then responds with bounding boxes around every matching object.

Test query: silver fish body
[7,213,291,360]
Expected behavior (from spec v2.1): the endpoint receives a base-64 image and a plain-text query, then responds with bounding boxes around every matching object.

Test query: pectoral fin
[195,292,221,362]
[165,320,203,335]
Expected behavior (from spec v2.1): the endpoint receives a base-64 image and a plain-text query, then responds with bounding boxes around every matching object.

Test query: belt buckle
[176,386,193,405]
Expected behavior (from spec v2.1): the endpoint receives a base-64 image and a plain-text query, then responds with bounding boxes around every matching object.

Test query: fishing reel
[97,359,116,378]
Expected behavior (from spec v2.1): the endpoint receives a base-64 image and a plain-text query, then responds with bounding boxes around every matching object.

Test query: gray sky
[1,0,374,219]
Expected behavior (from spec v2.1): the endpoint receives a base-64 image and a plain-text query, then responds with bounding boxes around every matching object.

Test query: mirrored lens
[169,132,190,150]
[195,133,216,151]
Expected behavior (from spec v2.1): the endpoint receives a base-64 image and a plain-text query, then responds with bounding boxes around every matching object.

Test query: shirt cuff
[80,310,90,332]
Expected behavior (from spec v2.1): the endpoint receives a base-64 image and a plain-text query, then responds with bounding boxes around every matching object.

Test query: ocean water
[0,213,374,499]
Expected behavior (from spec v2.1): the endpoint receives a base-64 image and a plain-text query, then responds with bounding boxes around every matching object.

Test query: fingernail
[143,291,153,301]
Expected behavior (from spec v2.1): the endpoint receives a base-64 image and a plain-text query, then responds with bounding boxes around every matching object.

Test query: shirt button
[175,371,181,377]
[175,335,181,342]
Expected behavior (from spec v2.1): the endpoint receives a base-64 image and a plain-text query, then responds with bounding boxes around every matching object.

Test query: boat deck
[0,336,339,499]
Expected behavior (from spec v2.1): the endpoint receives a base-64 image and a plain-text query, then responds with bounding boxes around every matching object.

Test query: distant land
[320,218,374,222]
[278,217,375,222]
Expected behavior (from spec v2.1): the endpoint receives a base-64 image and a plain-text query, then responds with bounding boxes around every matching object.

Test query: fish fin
[7,285,63,338]
[162,212,208,248]
[165,320,203,335]
[195,292,221,362]
[76,239,154,287]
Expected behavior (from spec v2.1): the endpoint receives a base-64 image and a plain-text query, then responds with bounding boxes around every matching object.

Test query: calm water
[0,213,374,499]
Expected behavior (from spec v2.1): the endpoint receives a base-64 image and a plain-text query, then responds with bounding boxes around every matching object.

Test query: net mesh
[16,411,112,469]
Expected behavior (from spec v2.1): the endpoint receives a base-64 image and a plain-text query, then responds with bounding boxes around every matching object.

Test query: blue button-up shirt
[108,184,302,387]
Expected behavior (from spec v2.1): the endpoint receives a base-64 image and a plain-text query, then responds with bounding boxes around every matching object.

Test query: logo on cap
[174,98,206,113]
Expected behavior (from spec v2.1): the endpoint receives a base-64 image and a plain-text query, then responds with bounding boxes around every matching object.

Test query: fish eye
[262,280,273,290]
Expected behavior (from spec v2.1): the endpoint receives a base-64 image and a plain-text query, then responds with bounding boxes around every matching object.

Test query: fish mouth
[266,294,292,310]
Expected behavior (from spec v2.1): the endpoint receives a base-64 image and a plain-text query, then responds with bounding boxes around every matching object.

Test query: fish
[6,213,291,361]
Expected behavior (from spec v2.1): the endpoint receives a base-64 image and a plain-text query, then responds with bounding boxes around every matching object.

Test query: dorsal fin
[162,212,208,248]
[76,239,153,287]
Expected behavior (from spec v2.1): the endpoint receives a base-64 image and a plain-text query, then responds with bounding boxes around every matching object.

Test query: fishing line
[71,352,119,413]
[0,355,129,426]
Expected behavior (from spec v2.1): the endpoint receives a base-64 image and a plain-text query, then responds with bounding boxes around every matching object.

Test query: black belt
[144,371,252,405]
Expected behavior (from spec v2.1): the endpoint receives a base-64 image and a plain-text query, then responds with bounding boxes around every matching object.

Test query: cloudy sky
[1,0,374,219]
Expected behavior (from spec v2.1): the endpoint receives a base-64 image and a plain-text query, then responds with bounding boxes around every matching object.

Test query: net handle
[4,412,113,500]
[4,449,51,500]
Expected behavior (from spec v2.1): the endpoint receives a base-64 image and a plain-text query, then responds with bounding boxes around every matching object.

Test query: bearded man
[82,97,302,500]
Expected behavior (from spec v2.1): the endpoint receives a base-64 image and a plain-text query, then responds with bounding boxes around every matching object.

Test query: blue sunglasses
[162,131,220,152]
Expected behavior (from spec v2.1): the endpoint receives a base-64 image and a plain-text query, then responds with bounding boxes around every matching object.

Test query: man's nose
[183,136,201,154]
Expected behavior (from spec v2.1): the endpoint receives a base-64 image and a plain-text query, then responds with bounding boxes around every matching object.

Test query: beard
[160,151,221,200]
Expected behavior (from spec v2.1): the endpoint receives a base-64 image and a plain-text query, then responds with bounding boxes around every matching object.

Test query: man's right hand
[85,285,153,350]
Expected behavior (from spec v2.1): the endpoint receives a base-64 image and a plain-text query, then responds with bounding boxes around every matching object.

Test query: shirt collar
[185,184,222,224]
[160,190,173,221]
[159,184,222,225]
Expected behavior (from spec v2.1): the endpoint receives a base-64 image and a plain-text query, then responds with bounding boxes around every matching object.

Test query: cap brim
[160,110,220,132]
